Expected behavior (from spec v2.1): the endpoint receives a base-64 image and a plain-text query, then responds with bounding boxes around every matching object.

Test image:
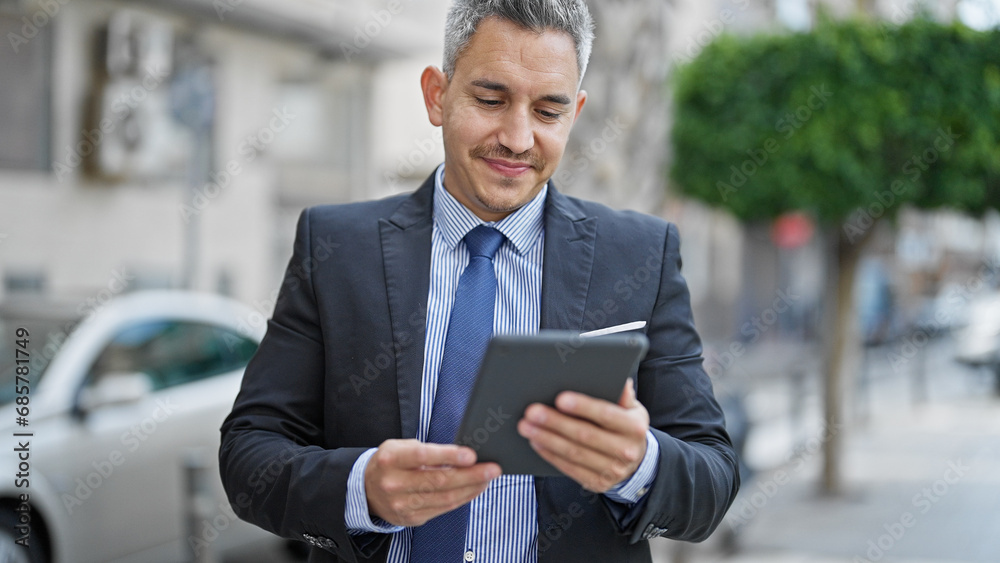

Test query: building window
[0,7,52,171]
[274,64,370,206]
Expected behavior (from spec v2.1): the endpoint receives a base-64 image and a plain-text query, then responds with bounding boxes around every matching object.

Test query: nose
[496,107,535,156]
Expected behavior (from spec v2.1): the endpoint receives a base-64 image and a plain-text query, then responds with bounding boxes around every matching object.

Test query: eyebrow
[470,79,572,106]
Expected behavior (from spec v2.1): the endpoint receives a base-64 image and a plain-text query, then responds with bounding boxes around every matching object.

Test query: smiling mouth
[471,145,543,179]
[482,157,534,178]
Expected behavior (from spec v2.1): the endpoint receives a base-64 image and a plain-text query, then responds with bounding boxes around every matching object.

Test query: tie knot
[464,225,505,259]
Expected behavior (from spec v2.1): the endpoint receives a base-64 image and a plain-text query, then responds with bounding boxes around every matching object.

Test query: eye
[538,109,564,120]
[476,98,502,107]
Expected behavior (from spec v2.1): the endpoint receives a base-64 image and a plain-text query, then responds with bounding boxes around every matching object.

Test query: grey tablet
[454,330,649,475]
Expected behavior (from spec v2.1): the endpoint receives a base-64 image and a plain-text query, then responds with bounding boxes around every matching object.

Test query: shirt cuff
[345,448,406,535]
[603,429,660,505]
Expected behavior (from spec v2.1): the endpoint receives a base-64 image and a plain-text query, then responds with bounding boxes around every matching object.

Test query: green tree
[670,16,1000,494]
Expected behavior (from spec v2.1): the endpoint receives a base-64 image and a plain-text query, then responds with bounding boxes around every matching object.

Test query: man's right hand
[364,439,502,527]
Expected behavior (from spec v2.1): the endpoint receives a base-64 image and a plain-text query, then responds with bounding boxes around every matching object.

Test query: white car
[953,291,1000,394]
[0,291,287,563]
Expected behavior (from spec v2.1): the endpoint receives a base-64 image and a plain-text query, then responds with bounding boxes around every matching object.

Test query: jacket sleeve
[626,222,741,543]
[218,208,390,562]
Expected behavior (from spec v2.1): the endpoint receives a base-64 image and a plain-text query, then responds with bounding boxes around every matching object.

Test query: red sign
[771,212,815,249]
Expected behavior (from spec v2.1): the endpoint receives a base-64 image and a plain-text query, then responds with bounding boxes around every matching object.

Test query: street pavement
[653,336,1000,563]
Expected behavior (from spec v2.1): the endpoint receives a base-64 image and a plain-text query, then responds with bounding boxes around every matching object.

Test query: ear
[572,89,587,123]
[421,66,448,127]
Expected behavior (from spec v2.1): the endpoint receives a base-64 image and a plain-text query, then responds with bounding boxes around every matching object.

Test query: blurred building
[0,0,448,313]
[0,0,992,340]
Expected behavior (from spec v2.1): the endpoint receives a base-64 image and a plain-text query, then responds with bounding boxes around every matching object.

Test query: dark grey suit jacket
[219,173,739,562]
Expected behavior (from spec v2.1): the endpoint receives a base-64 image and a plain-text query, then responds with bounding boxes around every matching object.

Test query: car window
[85,320,258,392]
[0,316,82,405]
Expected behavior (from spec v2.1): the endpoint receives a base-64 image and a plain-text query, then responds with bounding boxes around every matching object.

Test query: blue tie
[410,225,505,563]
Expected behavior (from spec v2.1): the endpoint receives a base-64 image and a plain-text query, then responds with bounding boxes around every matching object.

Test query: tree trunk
[854,0,876,17]
[821,223,871,495]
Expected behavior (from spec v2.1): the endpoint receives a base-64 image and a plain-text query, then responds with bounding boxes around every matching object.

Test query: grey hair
[443,0,595,87]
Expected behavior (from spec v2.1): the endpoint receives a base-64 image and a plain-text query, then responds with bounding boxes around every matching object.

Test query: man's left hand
[517,378,649,493]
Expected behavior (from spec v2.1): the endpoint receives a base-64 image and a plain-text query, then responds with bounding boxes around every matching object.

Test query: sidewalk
[654,337,1000,563]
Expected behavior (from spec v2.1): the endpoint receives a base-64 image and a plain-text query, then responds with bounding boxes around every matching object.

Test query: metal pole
[184,449,219,563]
[911,329,928,406]
[790,363,806,446]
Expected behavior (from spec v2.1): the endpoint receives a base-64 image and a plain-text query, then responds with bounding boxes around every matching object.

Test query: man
[219,1,739,562]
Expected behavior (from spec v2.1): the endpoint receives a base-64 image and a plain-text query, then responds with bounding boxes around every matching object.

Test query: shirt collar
[432,163,547,256]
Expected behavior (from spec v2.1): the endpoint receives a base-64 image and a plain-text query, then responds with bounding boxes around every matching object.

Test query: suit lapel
[379,176,435,440]
[540,187,597,331]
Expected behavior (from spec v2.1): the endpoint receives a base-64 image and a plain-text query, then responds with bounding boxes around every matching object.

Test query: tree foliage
[670,16,1000,227]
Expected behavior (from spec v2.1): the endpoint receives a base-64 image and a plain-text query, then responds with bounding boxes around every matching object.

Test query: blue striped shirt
[344,164,659,562]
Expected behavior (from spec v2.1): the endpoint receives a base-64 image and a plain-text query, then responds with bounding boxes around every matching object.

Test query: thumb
[618,378,637,408]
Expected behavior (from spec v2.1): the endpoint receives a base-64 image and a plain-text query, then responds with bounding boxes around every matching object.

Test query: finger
[551,391,648,436]
[402,477,495,515]
[385,477,495,526]
[518,417,621,471]
[519,416,643,480]
[418,462,502,493]
[522,404,644,463]
[382,440,479,469]
[389,462,501,497]
[527,436,628,493]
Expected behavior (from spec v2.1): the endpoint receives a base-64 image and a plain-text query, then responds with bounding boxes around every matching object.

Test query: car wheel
[0,530,32,563]
[0,510,45,563]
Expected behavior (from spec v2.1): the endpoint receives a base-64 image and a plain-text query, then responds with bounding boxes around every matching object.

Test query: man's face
[421,16,587,222]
